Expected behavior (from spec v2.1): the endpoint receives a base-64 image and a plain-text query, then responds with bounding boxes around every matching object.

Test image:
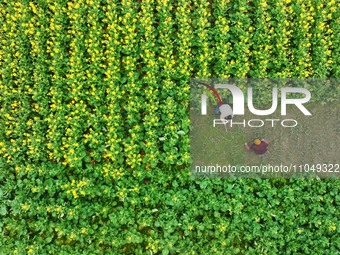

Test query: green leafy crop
[0,0,339,254]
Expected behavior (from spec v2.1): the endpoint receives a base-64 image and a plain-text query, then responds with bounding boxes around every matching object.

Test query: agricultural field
[0,0,339,254]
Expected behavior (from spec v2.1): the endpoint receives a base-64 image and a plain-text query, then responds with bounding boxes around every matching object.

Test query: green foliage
[0,0,339,254]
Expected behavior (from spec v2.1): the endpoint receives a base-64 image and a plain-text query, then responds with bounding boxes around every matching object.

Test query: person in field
[245,138,269,155]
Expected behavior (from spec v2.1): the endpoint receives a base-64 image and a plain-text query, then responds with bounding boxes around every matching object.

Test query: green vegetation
[0,0,339,254]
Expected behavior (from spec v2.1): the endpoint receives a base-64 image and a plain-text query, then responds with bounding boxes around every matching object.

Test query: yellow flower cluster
[292,0,313,77]
[311,0,336,77]
[214,0,232,78]
[102,163,125,180]
[102,1,124,166]
[120,0,140,173]
[63,179,89,199]
[250,0,273,77]
[176,0,194,78]
[194,0,212,78]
